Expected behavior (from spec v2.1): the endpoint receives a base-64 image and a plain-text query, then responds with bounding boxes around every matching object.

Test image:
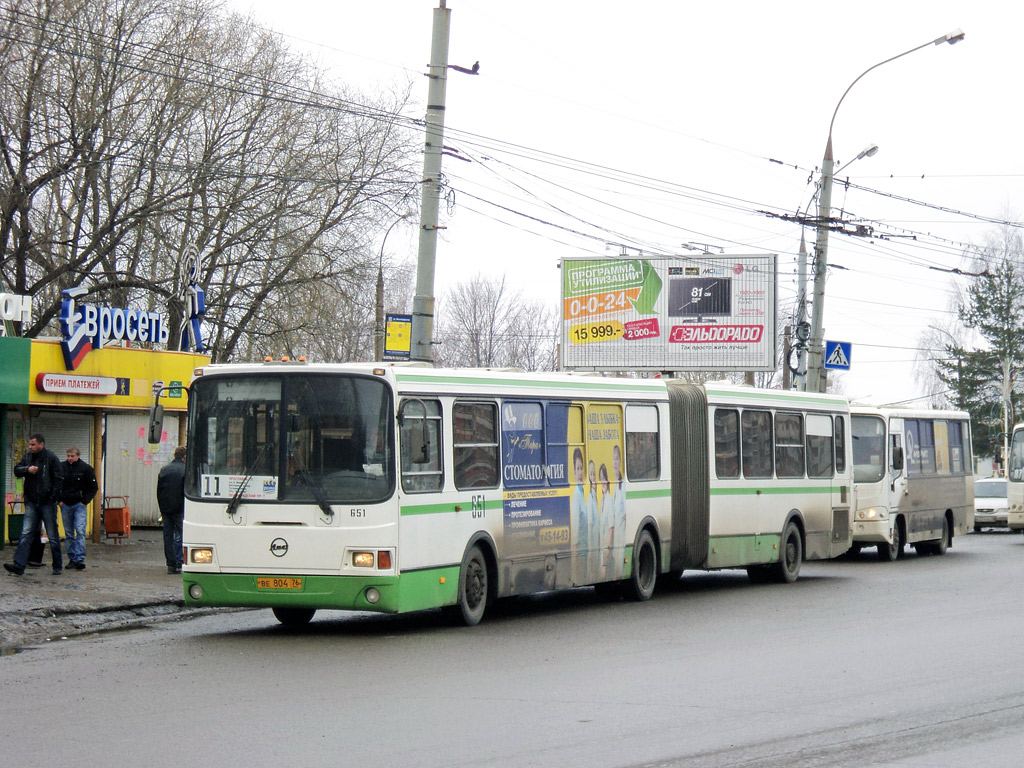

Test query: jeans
[162,510,184,568]
[61,502,88,563]
[13,501,62,571]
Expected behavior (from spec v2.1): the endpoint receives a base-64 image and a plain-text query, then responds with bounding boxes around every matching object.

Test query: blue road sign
[824,340,852,370]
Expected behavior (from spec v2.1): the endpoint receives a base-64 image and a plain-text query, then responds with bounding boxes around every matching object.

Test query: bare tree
[434,274,558,370]
[0,0,419,360]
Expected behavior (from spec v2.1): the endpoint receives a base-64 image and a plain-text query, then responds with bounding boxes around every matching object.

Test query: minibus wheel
[774,521,803,583]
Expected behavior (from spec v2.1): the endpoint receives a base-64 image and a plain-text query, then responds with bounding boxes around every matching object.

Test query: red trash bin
[103,495,131,543]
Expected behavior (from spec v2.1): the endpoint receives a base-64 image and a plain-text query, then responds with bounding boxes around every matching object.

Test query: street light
[375,212,413,362]
[805,29,965,393]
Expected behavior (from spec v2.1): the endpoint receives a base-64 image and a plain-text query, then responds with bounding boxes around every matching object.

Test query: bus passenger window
[625,405,660,481]
[454,401,499,489]
[714,409,739,479]
[834,416,847,474]
[741,410,773,479]
[805,414,834,479]
[775,412,804,479]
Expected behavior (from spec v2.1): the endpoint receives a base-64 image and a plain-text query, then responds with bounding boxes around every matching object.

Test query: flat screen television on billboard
[668,277,732,318]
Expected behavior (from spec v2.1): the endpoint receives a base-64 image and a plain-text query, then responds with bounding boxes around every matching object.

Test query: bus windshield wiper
[226,445,268,518]
[295,464,334,518]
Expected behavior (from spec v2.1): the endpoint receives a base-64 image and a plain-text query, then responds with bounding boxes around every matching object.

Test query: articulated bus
[1007,424,1024,533]
[154,362,854,626]
[850,406,974,560]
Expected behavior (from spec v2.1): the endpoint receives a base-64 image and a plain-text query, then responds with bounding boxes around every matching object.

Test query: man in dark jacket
[59,446,99,570]
[5,433,64,576]
[157,445,186,574]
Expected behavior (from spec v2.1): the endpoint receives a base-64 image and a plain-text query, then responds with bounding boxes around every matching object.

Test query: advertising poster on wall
[560,254,777,372]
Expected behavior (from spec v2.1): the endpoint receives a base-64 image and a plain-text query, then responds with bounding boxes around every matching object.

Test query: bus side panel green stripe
[706,534,781,568]
[401,499,503,516]
[396,566,460,612]
[626,487,672,500]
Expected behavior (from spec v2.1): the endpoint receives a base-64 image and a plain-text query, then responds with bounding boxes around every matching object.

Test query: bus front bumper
[852,517,892,545]
[182,567,460,615]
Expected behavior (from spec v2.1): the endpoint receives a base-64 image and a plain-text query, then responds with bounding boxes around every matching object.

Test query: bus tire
[934,517,950,556]
[456,545,488,626]
[877,522,903,562]
[272,607,316,627]
[773,521,803,583]
[626,529,657,601]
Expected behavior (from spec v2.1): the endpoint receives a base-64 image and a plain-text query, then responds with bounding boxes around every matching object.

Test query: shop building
[2,336,208,547]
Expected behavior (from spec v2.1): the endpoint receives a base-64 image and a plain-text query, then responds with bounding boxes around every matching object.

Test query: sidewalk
[1,528,220,651]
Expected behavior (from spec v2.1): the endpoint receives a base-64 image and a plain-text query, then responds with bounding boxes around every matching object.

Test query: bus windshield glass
[852,414,886,483]
[186,373,394,503]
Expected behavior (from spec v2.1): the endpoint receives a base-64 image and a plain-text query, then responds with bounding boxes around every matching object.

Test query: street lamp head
[935,28,965,46]
[856,143,880,161]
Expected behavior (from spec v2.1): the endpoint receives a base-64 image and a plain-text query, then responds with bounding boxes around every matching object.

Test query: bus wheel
[272,607,316,627]
[934,517,950,556]
[774,522,803,583]
[457,545,488,626]
[877,523,903,562]
[626,530,657,601]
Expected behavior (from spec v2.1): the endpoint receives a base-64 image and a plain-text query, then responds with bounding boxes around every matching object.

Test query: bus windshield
[852,414,886,483]
[186,373,394,503]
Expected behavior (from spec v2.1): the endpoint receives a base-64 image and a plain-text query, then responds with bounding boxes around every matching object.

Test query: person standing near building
[5,434,64,576]
[59,446,98,570]
[157,445,186,575]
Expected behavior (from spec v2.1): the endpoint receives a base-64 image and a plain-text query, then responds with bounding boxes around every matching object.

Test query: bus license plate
[256,577,303,590]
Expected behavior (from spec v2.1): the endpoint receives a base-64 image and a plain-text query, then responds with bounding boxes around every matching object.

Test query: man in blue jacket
[59,446,99,570]
[5,434,64,576]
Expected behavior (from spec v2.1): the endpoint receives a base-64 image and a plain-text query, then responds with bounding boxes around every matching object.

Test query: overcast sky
[228,0,1021,405]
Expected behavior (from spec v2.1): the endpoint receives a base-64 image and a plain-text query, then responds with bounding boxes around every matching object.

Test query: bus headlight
[857,507,888,521]
[365,588,381,604]
[188,584,203,600]
[353,551,374,568]
[191,547,214,564]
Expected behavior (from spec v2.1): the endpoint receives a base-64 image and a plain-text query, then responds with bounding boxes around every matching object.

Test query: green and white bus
[155,363,853,626]
[850,406,974,560]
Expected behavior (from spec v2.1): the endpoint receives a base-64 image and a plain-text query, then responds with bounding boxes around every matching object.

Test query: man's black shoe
[52,568,63,575]
[73,561,86,570]
[4,563,25,576]
[27,561,44,568]
[167,565,178,575]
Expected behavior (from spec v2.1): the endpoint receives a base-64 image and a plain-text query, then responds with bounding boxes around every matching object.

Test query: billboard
[560,255,777,372]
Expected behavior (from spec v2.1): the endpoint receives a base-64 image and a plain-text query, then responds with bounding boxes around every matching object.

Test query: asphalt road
[3,530,1024,767]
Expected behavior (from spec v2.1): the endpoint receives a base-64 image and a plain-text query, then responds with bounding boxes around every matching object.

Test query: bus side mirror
[892,446,904,471]
[148,404,165,444]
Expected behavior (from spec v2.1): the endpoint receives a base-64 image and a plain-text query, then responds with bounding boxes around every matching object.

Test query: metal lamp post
[805,29,965,393]
[375,213,411,362]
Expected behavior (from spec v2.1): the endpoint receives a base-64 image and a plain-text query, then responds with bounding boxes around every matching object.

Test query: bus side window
[713,408,739,479]
[400,398,443,493]
[741,410,773,479]
[453,401,499,489]
[775,412,805,479]
[626,404,660,481]
[834,415,847,474]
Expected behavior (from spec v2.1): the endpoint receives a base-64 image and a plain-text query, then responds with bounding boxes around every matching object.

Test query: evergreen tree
[936,239,1024,461]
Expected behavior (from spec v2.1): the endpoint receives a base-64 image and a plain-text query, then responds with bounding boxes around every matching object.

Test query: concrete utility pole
[410,2,452,363]
[804,29,965,392]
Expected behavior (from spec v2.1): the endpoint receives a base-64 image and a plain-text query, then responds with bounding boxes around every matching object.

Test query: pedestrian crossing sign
[824,340,852,370]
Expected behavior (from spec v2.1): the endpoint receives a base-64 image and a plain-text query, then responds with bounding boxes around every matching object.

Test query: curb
[0,600,246,652]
